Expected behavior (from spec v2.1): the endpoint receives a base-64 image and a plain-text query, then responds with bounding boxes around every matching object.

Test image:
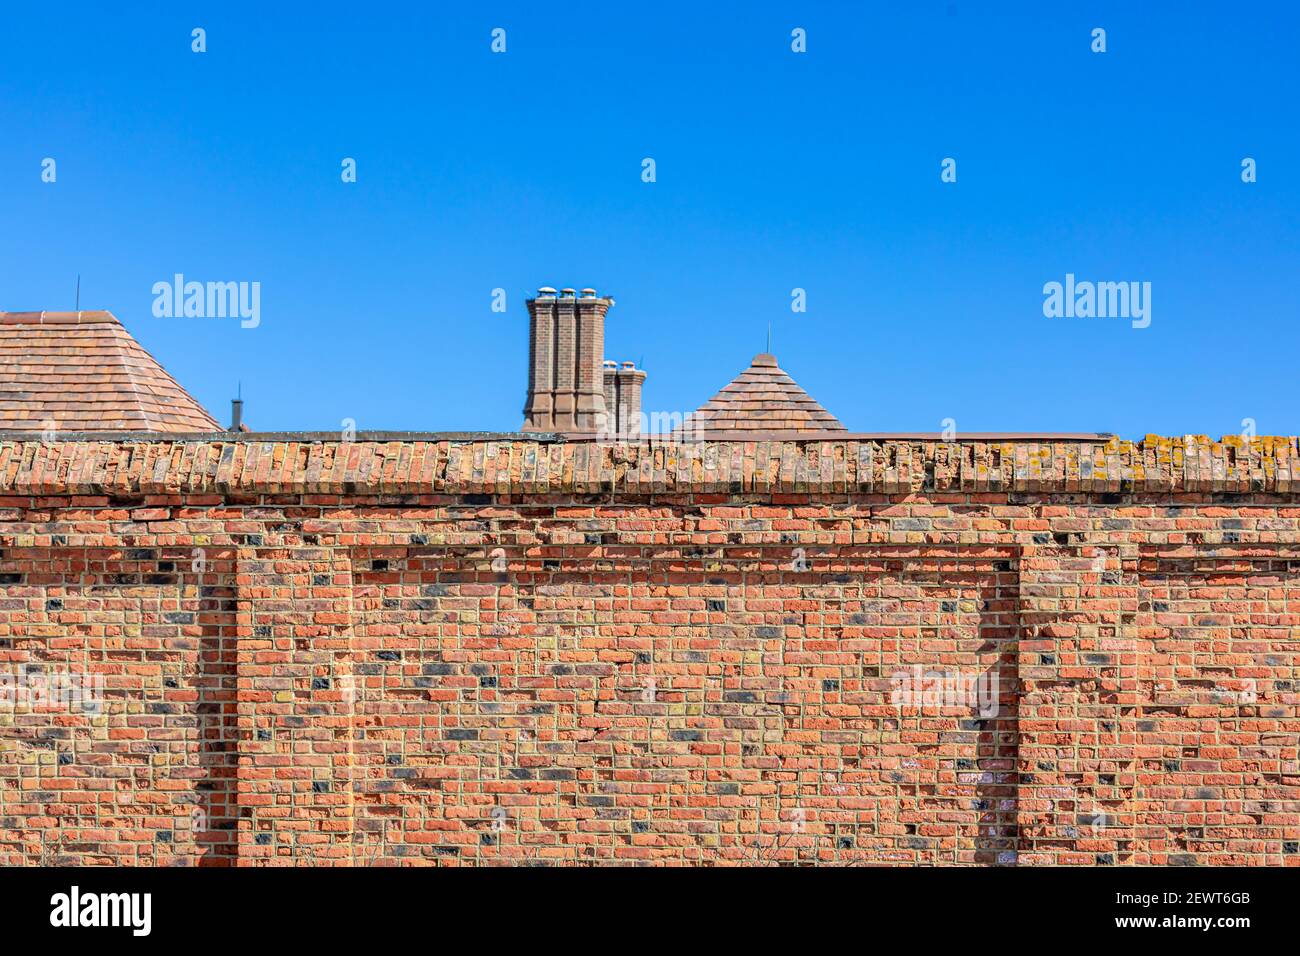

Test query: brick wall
[0,436,1297,866]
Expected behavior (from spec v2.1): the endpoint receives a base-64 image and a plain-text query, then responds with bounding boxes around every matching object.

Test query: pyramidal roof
[0,311,221,433]
[688,353,846,435]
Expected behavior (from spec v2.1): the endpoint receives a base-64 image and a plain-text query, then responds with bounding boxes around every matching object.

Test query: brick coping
[1,436,1298,495]
[0,430,1117,442]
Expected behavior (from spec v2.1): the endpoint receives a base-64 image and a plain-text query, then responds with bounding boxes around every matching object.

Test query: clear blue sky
[2,2,1296,438]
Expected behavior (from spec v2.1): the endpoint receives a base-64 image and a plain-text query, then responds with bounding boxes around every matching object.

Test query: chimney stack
[522,286,613,433]
[602,359,646,438]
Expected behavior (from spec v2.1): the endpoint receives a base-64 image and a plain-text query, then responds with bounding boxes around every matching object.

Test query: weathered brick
[0,436,1295,867]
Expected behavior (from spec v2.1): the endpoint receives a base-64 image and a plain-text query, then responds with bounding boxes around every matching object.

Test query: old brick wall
[0,437,1297,866]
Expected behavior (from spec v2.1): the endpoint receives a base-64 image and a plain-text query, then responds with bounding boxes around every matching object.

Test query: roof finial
[766,320,771,354]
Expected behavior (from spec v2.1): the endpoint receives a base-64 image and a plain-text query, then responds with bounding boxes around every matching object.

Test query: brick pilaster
[574,294,608,431]
[234,546,355,865]
[1016,544,1138,865]
[521,293,555,431]
[552,294,577,430]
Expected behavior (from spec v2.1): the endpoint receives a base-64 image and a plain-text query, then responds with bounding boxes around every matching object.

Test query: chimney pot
[537,286,557,296]
[621,361,635,370]
[604,359,618,369]
[560,287,576,296]
[580,288,597,297]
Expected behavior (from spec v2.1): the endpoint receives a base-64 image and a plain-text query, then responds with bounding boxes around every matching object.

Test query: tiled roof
[0,311,220,433]
[689,353,846,434]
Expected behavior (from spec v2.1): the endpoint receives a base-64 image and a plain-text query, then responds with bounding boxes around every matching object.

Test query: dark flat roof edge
[0,430,1118,443]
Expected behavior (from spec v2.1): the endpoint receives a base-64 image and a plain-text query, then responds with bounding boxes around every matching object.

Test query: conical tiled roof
[0,311,221,433]
[688,353,846,435]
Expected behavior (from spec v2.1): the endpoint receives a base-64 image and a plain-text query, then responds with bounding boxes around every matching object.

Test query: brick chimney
[602,360,646,438]
[522,287,612,433]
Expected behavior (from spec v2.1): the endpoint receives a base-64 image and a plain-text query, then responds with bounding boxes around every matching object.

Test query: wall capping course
[0,436,1298,497]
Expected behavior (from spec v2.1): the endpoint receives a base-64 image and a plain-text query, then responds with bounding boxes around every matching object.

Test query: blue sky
[2,2,1296,438]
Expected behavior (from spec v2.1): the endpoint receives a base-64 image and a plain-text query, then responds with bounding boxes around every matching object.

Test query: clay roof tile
[686,353,846,435]
[0,310,220,433]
